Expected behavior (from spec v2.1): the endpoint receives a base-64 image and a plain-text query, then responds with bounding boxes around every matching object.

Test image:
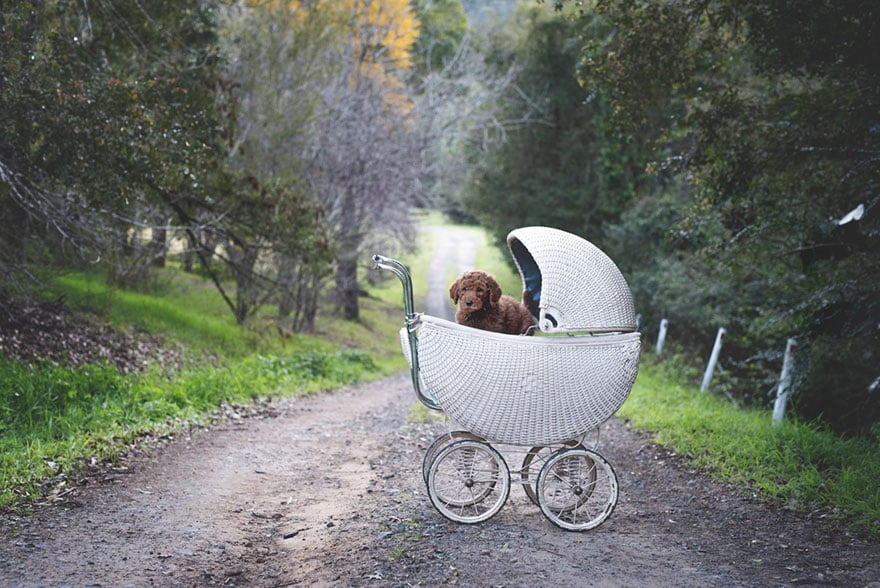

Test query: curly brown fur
[449,271,535,335]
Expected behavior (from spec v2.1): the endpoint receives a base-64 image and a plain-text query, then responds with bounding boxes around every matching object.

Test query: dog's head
[449,271,502,315]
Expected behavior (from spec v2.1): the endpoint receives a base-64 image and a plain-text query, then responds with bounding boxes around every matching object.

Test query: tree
[212,0,521,326]
[215,2,339,328]
[565,0,880,433]
[287,0,424,320]
[296,0,518,322]
[460,4,646,251]
[412,0,469,73]
[1,0,224,293]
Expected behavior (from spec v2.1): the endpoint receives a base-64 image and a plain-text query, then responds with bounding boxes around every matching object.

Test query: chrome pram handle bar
[371,254,441,411]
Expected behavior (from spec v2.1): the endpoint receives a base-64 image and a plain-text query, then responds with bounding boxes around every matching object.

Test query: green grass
[53,271,263,359]
[621,357,880,535]
[471,228,523,297]
[0,349,378,508]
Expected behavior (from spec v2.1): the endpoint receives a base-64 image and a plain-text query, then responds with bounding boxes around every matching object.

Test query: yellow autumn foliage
[247,0,419,70]
[352,0,419,70]
[244,0,418,115]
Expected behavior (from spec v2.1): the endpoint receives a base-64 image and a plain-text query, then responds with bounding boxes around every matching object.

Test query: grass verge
[621,357,880,535]
[0,224,442,510]
[0,348,378,509]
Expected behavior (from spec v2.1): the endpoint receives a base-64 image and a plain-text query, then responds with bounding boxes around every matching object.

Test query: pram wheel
[520,441,582,505]
[422,431,483,484]
[536,448,618,531]
[426,439,510,524]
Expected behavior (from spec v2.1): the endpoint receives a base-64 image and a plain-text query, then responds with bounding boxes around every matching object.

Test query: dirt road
[1,227,878,587]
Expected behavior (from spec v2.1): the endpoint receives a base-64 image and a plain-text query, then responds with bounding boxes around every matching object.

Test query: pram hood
[507,226,636,334]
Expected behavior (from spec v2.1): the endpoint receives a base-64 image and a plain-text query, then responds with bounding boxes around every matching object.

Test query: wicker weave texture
[408,316,640,446]
[507,226,636,333]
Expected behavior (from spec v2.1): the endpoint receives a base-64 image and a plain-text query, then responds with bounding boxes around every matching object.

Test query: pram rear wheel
[536,448,618,531]
[422,431,483,484]
[426,439,510,524]
[520,441,582,505]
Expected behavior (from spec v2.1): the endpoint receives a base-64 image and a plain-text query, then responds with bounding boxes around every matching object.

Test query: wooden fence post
[772,338,797,424]
[655,318,668,355]
[700,327,726,392]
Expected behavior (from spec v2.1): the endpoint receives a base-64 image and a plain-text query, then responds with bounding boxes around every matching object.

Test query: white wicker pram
[373,226,640,531]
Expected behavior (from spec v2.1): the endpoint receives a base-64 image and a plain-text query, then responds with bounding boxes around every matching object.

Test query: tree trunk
[183,246,194,272]
[335,247,360,321]
[0,194,28,269]
[335,198,362,321]
[150,218,169,268]
[229,242,260,325]
[277,260,299,319]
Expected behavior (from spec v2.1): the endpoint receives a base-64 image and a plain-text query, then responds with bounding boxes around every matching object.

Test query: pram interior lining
[508,237,543,320]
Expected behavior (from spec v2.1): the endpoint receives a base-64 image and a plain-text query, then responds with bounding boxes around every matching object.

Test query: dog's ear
[449,277,461,303]
[487,275,502,307]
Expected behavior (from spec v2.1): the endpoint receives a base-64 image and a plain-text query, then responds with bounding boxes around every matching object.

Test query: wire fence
[652,318,797,423]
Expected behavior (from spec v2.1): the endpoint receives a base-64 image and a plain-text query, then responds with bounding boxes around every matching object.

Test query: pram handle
[371,254,441,411]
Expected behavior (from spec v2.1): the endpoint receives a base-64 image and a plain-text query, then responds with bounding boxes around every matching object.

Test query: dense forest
[1,0,877,436]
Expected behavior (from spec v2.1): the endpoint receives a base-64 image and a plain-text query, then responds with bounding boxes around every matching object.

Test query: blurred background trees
[580,0,880,435]
[1,0,877,436]
[0,0,222,289]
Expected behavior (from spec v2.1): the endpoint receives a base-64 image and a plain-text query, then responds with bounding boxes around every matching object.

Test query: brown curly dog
[449,271,535,335]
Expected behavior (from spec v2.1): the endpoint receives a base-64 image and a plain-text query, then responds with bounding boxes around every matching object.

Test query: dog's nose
[465,300,473,307]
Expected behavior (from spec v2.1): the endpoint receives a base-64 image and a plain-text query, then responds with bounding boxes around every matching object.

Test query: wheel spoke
[422,431,483,484]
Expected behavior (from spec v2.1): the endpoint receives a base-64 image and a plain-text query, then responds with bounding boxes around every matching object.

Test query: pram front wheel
[426,439,510,524]
[536,447,618,531]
